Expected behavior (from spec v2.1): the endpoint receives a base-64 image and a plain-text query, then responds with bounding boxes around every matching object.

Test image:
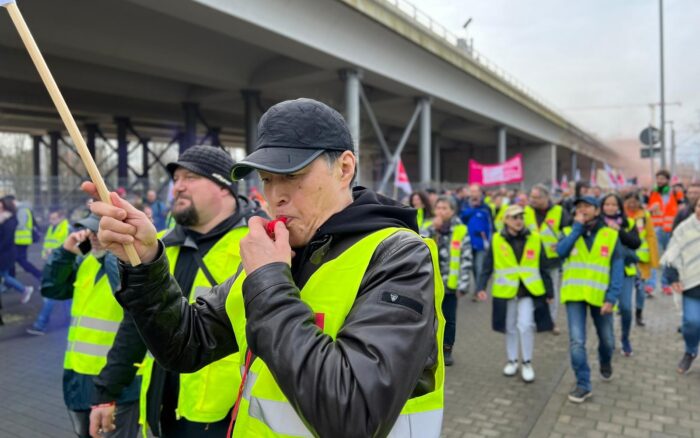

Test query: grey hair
[531,184,550,198]
[323,150,357,186]
[435,195,457,212]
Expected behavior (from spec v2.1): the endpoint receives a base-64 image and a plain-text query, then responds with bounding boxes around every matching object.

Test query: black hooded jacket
[93,195,260,435]
[114,187,439,438]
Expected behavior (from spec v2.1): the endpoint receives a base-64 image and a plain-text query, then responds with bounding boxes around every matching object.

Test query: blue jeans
[566,301,614,392]
[647,228,671,290]
[32,298,70,331]
[618,276,635,344]
[0,269,25,293]
[682,295,700,356]
[634,276,646,310]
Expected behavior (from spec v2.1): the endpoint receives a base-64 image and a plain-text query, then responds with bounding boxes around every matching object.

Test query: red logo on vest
[526,249,535,259]
[452,240,461,249]
[601,246,609,257]
[315,313,325,330]
[547,219,555,226]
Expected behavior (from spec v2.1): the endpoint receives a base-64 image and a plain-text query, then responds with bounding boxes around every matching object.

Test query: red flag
[395,159,412,195]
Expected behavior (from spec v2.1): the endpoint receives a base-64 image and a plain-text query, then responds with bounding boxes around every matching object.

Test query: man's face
[260,154,353,248]
[516,194,528,207]
[687,186,700,204]
[171,168,227,227]
[434,201,454,222]
[49,212,61,226]
[575,202,599,223]
[146,190,156,203]
[529,189,548,209]
[469,185,482,203]
[657,174,669,187]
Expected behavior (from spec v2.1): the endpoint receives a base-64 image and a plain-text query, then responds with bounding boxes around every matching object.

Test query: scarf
[661,214,700,290]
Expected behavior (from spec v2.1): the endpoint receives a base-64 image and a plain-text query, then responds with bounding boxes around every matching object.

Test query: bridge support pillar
[497,127,507,164]
[418,97,431,187]
[181,102,199,153]
[343,69,362,184]
[523,143,557,189]
[32,135,42,209]
[48,131,60,209]
[241,90,261,155]
[115,117,129,187]
[571,152,578,181]
[432,135,441,185]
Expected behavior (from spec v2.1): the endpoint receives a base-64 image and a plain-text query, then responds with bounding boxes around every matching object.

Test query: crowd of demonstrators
[425,195,472,366]
[0,196,34,320]
[459,184,493,299]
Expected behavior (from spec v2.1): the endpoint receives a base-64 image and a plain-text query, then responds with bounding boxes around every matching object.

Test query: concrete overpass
[0,0,615,196]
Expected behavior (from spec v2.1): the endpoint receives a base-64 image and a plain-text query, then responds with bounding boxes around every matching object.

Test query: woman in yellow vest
[409,191,434,235]
[425,195,472,366]
[476,205,554,382]
[601,194,641,357]
[557,196,625,403]
[40,215,141,437]
[624,191,660,326]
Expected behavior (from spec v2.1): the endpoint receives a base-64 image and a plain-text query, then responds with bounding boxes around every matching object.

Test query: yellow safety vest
[138,227,247,431]
[225,227,445,437]
[634,214,651,264]
[447,224,468,290]
[494,206,506,232]
[42,219,69,258]
[64,255,123,376]
[165,212,176,230]
[524,205,563,259]
[560,226,618,307]
[14,207,33,245]
[620,218,638,277]
[416,208,432,233]
[491,232,545,299]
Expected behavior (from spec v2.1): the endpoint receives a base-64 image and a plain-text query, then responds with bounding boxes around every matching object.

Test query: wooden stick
[4,2,141,265]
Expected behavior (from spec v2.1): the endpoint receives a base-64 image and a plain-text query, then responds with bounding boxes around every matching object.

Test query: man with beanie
[90,145,261,437]
[87,98,445,437]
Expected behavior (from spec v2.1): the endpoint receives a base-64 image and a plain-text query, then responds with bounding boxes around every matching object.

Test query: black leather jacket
[115,189,439,438]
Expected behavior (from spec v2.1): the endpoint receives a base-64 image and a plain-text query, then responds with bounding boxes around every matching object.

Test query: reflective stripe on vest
[225,227,445,437]
[491,232,545,299]
[524,205,563,259]
[560,227,618,307]
[64,255,123,376]
[14,207,33,245]
[138,227,247,428]
[447,224,468,289]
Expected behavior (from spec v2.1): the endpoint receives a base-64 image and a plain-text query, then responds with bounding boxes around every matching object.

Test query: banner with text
[468,154,524,186]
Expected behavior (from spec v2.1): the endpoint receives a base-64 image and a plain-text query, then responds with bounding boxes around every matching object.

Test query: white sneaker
[503,360,519,376]
[521,362,535,383]
[21,286,34,304]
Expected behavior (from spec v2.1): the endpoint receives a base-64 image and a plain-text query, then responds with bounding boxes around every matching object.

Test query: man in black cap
[89,146,261,438]
[40,214,141,438]
[86,98,445,437]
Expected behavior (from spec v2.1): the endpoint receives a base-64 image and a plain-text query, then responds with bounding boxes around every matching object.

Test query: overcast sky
[412,0,700,165]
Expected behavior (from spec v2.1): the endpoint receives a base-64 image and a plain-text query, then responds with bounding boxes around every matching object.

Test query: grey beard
[173,203,199,227]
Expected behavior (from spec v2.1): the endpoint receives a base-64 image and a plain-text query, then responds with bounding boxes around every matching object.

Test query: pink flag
[560,174,569,191]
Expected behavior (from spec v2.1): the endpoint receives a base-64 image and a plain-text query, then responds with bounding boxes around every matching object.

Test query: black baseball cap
[231,98,354,180]
[166,145,237,194]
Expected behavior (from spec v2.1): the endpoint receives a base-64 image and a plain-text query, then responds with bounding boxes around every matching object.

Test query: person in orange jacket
[647,170,683,295]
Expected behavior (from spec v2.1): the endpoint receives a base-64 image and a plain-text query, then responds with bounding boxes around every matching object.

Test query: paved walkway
[1,254,699,437]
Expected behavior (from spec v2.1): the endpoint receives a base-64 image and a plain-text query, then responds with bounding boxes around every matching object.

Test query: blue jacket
[556,219,624,305]
[459,201,493,251]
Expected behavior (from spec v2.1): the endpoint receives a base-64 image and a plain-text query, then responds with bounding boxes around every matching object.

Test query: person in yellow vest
[27,209,73,335]
[476,205,554,382]
[409,191,433,235]
[426,195,473,366]
[601,193,641,357]
[42,208,71,259]
[90,146,259,438]
[40,214,140,437]
[9,196,43,282]
[525,184,571,335]
[623,191,659,326]
[86,98,445,437]
[557,195,625,403]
